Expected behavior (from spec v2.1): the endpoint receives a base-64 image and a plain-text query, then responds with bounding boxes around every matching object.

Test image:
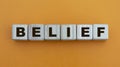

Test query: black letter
[49,27,57,37]
[98,27,105,37]
[16,27,25,37]
[67,27,70,37]
[82,27,89,37]
[32,27,40,37]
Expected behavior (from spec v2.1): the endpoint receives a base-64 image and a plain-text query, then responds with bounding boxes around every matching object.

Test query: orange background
[0,0,120,67]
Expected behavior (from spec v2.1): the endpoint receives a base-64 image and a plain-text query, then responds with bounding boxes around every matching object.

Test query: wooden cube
[12,24,28,40]
[93,24,108,40]
[45,24,60,40]
[61,24,76,40]
[77,24,93,40]
[28,24,44,40]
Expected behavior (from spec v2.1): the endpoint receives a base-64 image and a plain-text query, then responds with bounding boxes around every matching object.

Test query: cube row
[12,24,108,40]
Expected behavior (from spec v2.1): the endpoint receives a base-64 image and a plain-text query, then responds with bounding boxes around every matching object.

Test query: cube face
[12,24,28,40]
[77,24,92,40]
[61,24,76,40]
[93,24,108,40]
[45,24,60,40]
[28,24,44,40]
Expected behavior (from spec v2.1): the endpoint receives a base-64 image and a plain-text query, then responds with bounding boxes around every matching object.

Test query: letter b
[16,27,25,37]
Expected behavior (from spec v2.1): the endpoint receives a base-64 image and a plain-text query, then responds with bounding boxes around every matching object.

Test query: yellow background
[0,0,120,67]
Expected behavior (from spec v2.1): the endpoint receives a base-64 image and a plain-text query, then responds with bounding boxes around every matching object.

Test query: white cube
[77,24,93,40]
[45,24,60,40]
[12,24,28,40]
[28,24,44,40]
[61,24,76,40]
[93,24,108,40]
